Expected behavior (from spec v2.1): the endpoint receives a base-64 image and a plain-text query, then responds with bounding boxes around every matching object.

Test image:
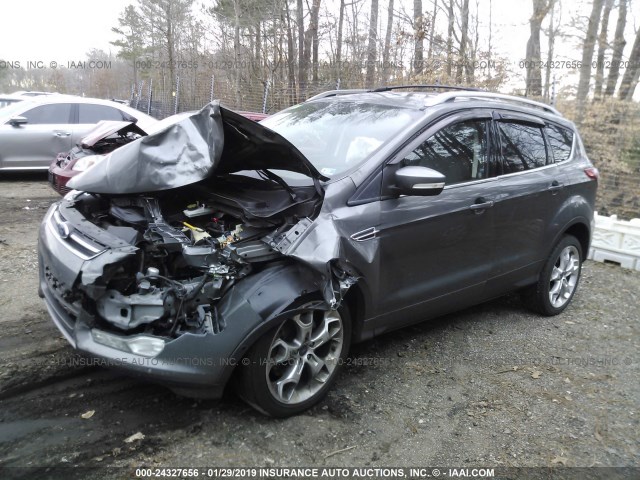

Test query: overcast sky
[1,0,132,62]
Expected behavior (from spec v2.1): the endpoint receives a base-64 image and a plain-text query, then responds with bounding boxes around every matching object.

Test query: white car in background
[0,91,60,109]
[0,96,156,170]
[0,94,29,109]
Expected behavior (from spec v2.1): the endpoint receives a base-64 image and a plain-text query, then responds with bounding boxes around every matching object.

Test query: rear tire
[236,301,351,417]
[522,234,583,316]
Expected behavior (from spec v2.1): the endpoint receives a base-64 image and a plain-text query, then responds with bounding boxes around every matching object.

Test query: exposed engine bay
[67,174,322,338]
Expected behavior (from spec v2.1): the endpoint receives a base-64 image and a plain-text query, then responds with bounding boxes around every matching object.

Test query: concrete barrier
[588,212,640,271]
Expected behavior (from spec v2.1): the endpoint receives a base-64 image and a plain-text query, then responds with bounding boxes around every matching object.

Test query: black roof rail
[372,84,483,93]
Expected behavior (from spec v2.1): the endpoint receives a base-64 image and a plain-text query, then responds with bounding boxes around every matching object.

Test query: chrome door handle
[53,132,71,137]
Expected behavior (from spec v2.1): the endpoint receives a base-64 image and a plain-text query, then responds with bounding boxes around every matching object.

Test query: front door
[0,103,74,169]
[371,114,498,333]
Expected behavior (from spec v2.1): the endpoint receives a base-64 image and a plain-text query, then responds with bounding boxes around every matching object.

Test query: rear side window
[78,104,124,123]
[497,122,547,173]
[403,119,488,185]
[22,103,72,124]
[545,124,574,163]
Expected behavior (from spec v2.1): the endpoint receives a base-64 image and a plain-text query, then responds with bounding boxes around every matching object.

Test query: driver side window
[403,119,488,185]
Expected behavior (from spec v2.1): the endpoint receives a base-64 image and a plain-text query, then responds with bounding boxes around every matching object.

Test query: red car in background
[48,120,148,195]
[234,111,268,122]
[48,110,269,195]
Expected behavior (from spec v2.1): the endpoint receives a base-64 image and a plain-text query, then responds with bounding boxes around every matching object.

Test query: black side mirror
[9,116,28,127]
[393,166,446,196]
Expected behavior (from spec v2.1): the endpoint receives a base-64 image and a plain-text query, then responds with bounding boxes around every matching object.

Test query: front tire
[522,234,583,316]
[236,302,351,417]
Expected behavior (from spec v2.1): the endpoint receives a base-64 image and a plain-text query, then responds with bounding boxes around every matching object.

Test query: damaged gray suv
[38,86,597,416]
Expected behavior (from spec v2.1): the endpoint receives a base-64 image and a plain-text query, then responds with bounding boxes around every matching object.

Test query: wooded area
[1,0,639,217]
[3,0,640,108]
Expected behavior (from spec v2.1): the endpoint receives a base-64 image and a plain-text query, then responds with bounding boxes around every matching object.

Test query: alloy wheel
[266,307,344,404]
[548,245,580,308]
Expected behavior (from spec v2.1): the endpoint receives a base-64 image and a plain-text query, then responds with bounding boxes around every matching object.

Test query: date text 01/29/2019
[133,467,497,478]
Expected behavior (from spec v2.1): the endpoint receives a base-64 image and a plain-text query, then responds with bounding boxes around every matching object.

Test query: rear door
[0,103,74,169]
[485,112,571,295]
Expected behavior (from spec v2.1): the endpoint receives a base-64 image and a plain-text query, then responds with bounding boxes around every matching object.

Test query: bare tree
[366,0,379,87]
[414,0,424,75]
[311,0,321,83]
[543,0,558,101]
[382,0,395,83]
[296,0,305,94]
[336,0,346,84]
[487,0,492,79]
[594,0,614,98]
[456,0,470,83]
[446,0,454,78]
[283,5,297,103]
[427,0,438,60]
[576,0,605,120]
[232,0,242,107]
[525,0,553,96]
[605,0,627,96]
[303,0,321,87]
[618,27,640,100]
[465,0,480,84]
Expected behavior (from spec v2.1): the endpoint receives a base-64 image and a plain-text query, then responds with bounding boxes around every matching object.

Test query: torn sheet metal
[276,213,365,307]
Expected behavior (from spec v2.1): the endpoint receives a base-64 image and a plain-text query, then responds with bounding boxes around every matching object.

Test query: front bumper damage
[39,209,234,397]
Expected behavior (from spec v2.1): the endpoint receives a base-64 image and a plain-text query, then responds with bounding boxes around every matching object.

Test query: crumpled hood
[80,120,148,148]
[67,101,325,194]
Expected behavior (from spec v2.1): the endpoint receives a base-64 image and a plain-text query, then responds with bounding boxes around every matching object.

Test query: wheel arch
[563,221,591,261]
[546,192,594,263]
[341,280,370,343]
[214,260,337,389]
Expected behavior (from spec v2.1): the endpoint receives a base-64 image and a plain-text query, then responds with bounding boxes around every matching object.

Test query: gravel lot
[0,174,638,479]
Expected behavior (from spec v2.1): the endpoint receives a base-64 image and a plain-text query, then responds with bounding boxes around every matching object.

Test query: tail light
[584,167,599,180]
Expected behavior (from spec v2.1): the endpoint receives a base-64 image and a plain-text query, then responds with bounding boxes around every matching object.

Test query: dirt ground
[0,173,638,478]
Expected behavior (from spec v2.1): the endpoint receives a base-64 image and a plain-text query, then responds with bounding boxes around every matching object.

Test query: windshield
[260,101,422,177]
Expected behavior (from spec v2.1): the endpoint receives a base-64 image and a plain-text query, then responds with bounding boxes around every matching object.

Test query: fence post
[174,75,180,115]
[210,74,215,103]
[135,81,143,109]
[147,79,153,115]
[262,78,271,114]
